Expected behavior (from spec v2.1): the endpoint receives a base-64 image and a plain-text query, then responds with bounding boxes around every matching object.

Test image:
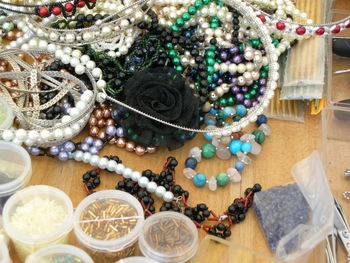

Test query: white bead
[28,39,37,48]
[65,33,75,43]
[61,115,72,123]
[28,130,39,141]
[163,191,174,202]
[155,186,166,198]
[98,157,109,169]
[71,49,82,58]
[146,181,157,193]
[73,151,84,161]
[24,139,34,146]
[72,124,81,133]
[76,101,86,111]
[83,32,93,41]
[12,138,23,145]
[215,86,224,97]
[97,79,106,90]
[80,55,90,64]
[64,127,73,137]
[107,160,118,171]
[75,64,85,75]
[116,163,125,174]
[92,68,102,78]
[220,63,228,73]
[38,40,48,49]
[138,176,149,188]
[40,129,51,140]
[49,32,59,41]
[89,155,100,166]
[131,171,141,182]
[61,54,71,64]
[15,129,27,141]
[1,130,14,141]
[101,26,112,36]
[86,60,96,70]
[237,63,246,73]
[47,43,56,53]
[122,168,133,179]
[228,63,237,73]
[82,152,91,163]
[54,129,64,139]
[55,49,64,59]
[70,57,80,67]
[69,107,79,117]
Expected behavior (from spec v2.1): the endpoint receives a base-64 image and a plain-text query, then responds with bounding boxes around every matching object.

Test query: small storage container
[73,190,144,263]
[0,96,14,130]
[0,141,32,214]
[138,211,199,263]
[25,244,93,263]
[116,256,159,263]
[0,239,11,263]
[2,185,74,261]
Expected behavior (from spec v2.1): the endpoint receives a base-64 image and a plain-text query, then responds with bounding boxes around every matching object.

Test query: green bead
[176,18,184,27]
[210,22,219,29]
[260,71,267,78]
[205,50,215,58]
[249,90,257,96]
[194,0,203,9]
[211,16,220,23]
[206,57,215,66]
[227,97,235,106]
[251,38,261,47]
[188,6,197,15]
[217,111,226,119]
[209,46,217,51]
[168,49,177,58]
[207,66,215,75]
[127,128,134,135]
[216,59,222,64]
[207,75,213,83]
[273,40,279,47]
[203,0,210,4]
[170,25,180,32]
[233,116,241,122]
[201,143,216,158]
[263,65,269,72]
[173,57,181,65]
[252,130,266,144]
[130,134,138,141]
[165,43,173,49]
[182,12,191,21]
[176,65,183,71]
[219,97,227,106]
[252,84,259,90]
[244,93,251,99]
[216,172,229,186]
[239,44,244,53]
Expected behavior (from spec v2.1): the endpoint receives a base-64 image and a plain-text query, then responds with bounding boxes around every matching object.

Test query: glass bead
[235,104,247,117]
[188,6,197,15]
[223,107,233,117]
[241,142,252,153]
[220,136,231,145]
[259,123,272,136]
[250,140,262,155]
[185,157,198,169]
[216,145,231,160]
[183,168,196,179]
[216,172,229,186]
[237,151,252,164]
[235,161,245,171]
[208,176,217,191]
[229,139,242,155]
[211,137,219,147]
[193,173,207,187]
[227,168,241,183]
[189,147,202,162]
[240,134,255,142]
[204,133,213,141]
[201,143,216,158]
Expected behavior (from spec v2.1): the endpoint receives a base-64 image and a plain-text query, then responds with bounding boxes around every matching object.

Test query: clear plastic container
[0,96,14,130]
[73,190,144,263]
[2,185,74,261]
[0,239,11,263]
[0,141,32,214]
[25,244,94,263]
[116,256,159,263]
[138,211,198,263]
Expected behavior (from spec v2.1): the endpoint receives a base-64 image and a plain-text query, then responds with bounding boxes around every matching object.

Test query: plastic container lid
[116,256,159,263]
[0,141,32,197]
[0,97,14,130]
[2,185,74,245]
[25,244,93,263]
[138,212,199,263]
[73,190,144,252]
[0,239,11,263]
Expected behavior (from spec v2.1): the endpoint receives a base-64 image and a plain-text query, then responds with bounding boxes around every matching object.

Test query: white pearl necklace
[71,150,175,202]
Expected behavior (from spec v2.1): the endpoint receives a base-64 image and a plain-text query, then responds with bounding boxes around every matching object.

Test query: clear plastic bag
[254,151,334,262]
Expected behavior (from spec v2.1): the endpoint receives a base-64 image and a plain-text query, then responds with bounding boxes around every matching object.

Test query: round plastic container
[73,190,145,262]
[139,212,199,263]
[25,244,94,263]
[116,256,159,263]
[0,96,14,130]
[0,239,11,263]
[0,141,32,214]
[2,185,74,261]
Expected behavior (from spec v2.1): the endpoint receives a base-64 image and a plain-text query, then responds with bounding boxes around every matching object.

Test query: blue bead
[241,142,252,153]
[213,73,219,80]
[205,119,216,126]
[223,107,233,117]
[186,132,196,139]
[185,31,191,38]
[223,122,230,126]
[235,161,245,171]
[209,108,217,114]
[209,83,217,89]
[235,105,247,117]
[185,157,198,169]
[204,133,213,141]
[256,114,268,126]
[193,173,207,187]
[229,139,242,154]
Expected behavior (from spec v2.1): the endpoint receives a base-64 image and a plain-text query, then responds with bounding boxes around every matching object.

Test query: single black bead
[244,188,253,195]
[86,182,94,189]
[210,38,217,45]
[117,181,125,189]
[208,227,216,235]
[237,203,245,211]
[198,35,205,42]
[253,184,262,192]
[233,198,241,204]
[94,14,103,21]
[200,79,209,87]
[76,14,85,22]
[89,170,98,178]
[160,171,167,178]
[203,210,210,218]
[165,35,172,42]
[137,190,147,199]
[160,206,168,212]
[217,223,226,231]
[170,159,178,167]
[190,35,197,43]
[195,56,204,64]
[216,233,224,239]
[165,175,173,183]
[184,207,193,217]
[86,14,94,22]
[223,229,231,237]
[165,202,172,209]
[137,21,147,29]
[164,184,170,191]
[193,207,199,214]
[142,170,153,178]
[93,177,100,187]
[198,63,206,71]
[228,204,237,214]
[172,185,182,194]
[82,173,90,182]
[200,88,208,96]
[125,181,134,191]
[195,214,203,222]
[142,196,150,204]
[171,38,178,45]
[172,206,180,212]
[238,214,245,222]
[197,203,208,211]
[183,191,189,199]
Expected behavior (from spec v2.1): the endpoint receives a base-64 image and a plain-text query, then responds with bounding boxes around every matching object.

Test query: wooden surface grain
[7,0,350,262]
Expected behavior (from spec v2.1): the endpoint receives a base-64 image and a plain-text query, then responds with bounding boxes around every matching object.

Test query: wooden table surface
[8,0,350,262]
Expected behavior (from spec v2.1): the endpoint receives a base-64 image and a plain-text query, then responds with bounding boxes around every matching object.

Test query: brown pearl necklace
[88,104,157,156]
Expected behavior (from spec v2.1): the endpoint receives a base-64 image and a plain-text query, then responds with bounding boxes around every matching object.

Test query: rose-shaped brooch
[120,67,200,150]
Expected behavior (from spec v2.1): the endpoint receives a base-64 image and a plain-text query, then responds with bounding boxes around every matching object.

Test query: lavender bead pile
[253,183,310,254]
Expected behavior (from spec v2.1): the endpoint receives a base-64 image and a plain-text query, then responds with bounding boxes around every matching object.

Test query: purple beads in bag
[253,183,310,254]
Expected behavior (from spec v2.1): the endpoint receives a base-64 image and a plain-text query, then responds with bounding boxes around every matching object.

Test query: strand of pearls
[71,150,175,202]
